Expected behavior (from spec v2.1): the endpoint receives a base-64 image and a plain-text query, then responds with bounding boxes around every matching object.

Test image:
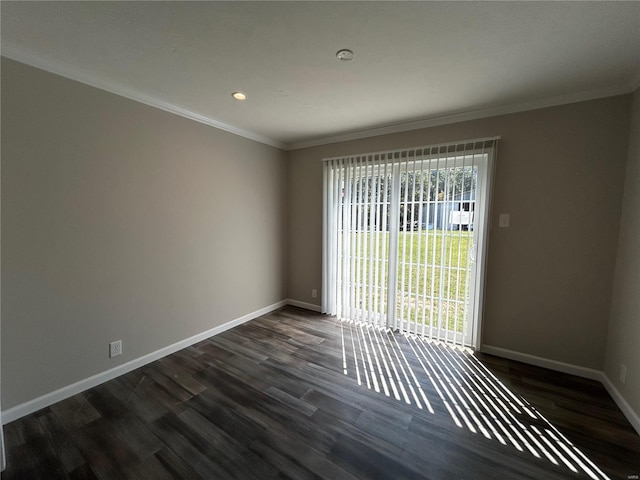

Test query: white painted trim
[481,344,640,436]
[4,302,637,438]
[1,300,288,424]
[0,46,286,150]
[3,45,635,153]
[480,344,602,380]
[288,83,634,150]
[600,373,640,436]
[286,299,322,312]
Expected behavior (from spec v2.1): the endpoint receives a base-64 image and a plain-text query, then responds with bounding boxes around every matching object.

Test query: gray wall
[605,87,640,415]
[1,58,288,410]
[287,96,631,371]
[2,55,637,421]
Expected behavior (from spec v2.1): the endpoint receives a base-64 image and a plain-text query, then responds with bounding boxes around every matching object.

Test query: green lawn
[341,229,473,332]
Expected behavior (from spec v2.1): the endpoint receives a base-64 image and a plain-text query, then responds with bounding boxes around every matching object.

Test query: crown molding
[287,82,636,150]
[3,44,636,152]
[1,45,286,150]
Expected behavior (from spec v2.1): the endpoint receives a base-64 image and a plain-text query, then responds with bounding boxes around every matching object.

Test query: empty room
[1,2,639,479]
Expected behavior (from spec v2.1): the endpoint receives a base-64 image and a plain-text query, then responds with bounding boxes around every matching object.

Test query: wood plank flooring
[3,306,639,479]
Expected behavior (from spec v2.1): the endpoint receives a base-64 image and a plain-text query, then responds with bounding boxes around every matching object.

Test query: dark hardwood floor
[3,306,639,479]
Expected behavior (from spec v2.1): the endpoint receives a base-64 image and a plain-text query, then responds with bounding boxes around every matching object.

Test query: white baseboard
[1,300,288,424]
[286,298,322,312]
[600,373,640,436]
[9,306,635,438]
[480,344,603,380]
[481,344,640,436]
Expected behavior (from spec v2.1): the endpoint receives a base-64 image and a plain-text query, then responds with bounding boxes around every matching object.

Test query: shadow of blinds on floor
[340,319,611,480]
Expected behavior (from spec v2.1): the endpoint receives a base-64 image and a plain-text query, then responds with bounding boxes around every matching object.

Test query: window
[323,138,498,347]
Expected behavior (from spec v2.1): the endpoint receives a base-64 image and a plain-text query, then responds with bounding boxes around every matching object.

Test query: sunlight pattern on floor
[340,320,611,480]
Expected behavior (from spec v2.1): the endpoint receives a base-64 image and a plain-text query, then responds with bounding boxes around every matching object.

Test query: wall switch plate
[109,340,122,358]
[311,289,318,298]
[499,213,510,228]
[620,364,627,384]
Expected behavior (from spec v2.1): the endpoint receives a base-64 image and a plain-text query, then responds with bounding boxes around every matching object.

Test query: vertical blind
[323,138,498,346]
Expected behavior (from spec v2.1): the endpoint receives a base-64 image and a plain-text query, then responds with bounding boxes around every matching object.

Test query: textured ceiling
[2,1,639,149]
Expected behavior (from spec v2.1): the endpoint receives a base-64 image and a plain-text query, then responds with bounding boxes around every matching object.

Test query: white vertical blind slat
[359,157,368,323]
[453,152,473,343]
[321,161,332,315]
[336,160,343,317]
[380,156,391,324]
[406,157,417,332]
[336,159,345,318]
[420,150,428,336]
[360,157,370,322]
[387,162,401,329]
[415,155,426,335]
[430,151,442,340]
[350,158,358,319]
[399,157,409,332]
[356,158,363,322]
[368,156,377,323]
[372,154,383,326]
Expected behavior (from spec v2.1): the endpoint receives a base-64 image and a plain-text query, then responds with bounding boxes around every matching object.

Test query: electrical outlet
[620,364,627,384]
[109,340,122,358]
[311,289,318,298]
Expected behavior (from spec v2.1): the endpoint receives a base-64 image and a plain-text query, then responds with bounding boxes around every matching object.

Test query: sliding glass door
[323,139,496,348]
[395,159,482,344]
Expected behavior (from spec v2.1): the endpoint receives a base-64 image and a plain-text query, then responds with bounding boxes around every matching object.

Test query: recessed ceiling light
[336,49,355,61]
[232,91,247,101]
